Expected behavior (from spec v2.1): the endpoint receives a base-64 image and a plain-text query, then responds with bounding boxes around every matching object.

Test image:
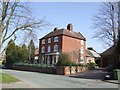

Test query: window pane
[81,40,84,45]
[41,46,45,53]
[42,39,45,44]
[80,47,84,54]
[54,37,58,42]
[54,45,58,52]
[48,45,51,52]
[48,38,51,43]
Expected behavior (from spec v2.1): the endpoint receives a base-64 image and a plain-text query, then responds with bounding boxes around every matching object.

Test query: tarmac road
[2,69,119,88]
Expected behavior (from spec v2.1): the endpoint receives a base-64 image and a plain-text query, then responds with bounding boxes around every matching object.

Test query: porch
[40,52,59,65]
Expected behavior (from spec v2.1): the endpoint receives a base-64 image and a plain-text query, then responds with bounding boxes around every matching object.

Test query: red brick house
[101,46,114,67]
[39,24,86,65]
[34,48,39,64]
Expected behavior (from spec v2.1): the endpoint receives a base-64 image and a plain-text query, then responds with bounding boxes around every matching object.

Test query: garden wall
[13,65,88,75]
[56,66,88,75]
[13,65,56,74]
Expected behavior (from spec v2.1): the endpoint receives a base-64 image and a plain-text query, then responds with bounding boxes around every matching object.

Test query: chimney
[54,27,58,31]
[67,23,73,31]
[87,47,94,50]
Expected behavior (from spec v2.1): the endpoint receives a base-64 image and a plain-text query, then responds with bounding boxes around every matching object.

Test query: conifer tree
[5,39,16,68]
[28,40,35,64]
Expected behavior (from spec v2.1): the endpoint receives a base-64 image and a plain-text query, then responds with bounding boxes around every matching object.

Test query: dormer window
[54,36,58,42]
[42,39,45,44]
[48,38,51,43]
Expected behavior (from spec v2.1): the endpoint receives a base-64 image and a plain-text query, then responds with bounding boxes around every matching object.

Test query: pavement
[1,69,119,88]
[1,81,33,88]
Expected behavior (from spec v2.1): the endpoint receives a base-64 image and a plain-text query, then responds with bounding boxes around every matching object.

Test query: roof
[86,50,94,57]
[90,50,101,58]
[34,48,39,55]
[40,29,86,40]
[86,49,101,58]
[101,46,114,56]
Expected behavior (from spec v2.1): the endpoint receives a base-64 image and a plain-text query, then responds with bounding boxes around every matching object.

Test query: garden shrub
[56,53,73,66]
[87,62,96,69]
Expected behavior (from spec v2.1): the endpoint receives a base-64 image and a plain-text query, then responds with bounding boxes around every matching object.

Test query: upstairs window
[54,36,58,42]
[41,46,45,53]
[42,39,45,44]
[54,44,58,52]
[81,40,84,45]
[80,47,84,54]
[48,38,51,43]
[48,45,51,52]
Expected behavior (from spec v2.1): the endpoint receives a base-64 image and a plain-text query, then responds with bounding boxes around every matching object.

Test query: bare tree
[117,1,120,68]
[93,2,118,47]
[0,0,50,54]
[93,2,120,68]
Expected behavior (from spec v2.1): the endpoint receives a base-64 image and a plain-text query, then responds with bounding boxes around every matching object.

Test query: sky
[27,2,109,53]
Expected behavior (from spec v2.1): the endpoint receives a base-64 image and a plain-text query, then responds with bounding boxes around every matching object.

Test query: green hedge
[15,63,50,67]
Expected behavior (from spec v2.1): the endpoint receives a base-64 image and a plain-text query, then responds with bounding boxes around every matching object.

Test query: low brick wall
[13,65,56,74]
[56,66,88,75]
[13,65,88,75]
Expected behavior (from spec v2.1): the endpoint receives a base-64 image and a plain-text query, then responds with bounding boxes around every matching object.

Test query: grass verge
[0,73,20,83]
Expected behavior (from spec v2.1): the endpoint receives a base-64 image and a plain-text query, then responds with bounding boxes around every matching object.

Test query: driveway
[2,69,119,88]
[69,68,108,80]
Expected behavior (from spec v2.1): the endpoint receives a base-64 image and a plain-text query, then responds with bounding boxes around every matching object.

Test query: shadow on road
[69,68,109,80]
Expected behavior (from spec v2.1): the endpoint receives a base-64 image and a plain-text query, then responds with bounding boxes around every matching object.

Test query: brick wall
[39,35,62,54]
[13,65,88,75]
[14,65,56,74]
[62,35,86,63]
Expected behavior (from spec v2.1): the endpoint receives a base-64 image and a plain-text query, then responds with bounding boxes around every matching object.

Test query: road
[2,69,119,88]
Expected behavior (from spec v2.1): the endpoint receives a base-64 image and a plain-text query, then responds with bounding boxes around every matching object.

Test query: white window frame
[54,44,58,52]
[41,46,45,53]
[48,45,51,52]
[54,36,58,42]
[81,56,84,60]
[42,39,45,44]
[81,40,84,45]
[80,47,84,54]
[80,56,84,64]
[48,38,51,43]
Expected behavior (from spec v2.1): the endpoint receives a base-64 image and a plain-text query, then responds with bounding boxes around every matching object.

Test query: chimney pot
[67,23,73,31]
[54,27,58,31]
[87,47,93,50]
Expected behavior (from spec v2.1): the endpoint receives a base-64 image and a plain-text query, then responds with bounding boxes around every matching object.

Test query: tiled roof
[86,50,94,57]
[40,29,86,40]
[101,46,114,56]
[86,49,101,58]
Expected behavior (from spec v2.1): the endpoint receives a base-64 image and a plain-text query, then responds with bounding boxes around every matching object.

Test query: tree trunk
[118,1,120,69]
[0,22,4,54]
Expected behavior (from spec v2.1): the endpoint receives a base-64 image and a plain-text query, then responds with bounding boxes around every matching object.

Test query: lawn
[0,73,20,83]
